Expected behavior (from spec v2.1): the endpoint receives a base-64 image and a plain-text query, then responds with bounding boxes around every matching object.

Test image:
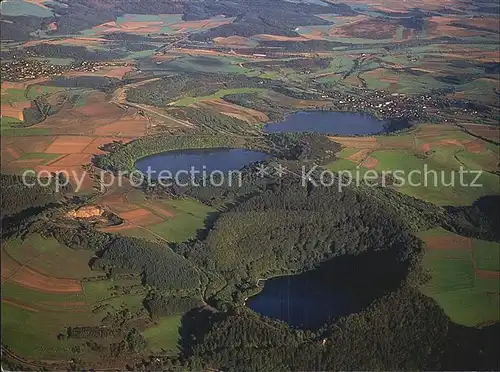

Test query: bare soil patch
[197,99,269,123]
[347,149,371,163]
[462,124,499,142]
[44,136,95,154]
[214,36,254,47]
[94,114,147,137]
[1,101,31,121]
[419,143,432,152]
[475,270,500,279]
[424,235,472,251]
[119,208,164,226]
[7,265,82,293]
[3,145,23,160]
[7,136,56,153]
[331,17,401,40]
[463,139,486,154]
[330,136,380,149]
[361,156,378,169]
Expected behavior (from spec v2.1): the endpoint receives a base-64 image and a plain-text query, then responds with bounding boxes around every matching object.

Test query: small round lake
[264,111,407,135]
[247,252,406,329]
[135,148,271,177]
[247,274,361,329]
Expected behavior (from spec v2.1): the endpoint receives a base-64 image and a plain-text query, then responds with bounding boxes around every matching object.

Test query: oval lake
[247,252,406,329]
[135,148,271,177]
[264,111,408,135]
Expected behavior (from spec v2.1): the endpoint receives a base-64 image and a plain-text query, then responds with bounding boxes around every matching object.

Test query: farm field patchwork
[100,187,217,243]
[329,124,500,205]
[418,228,500,327]
[1,0,500,368]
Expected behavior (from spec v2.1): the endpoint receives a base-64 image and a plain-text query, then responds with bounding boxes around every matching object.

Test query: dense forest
[173,287,499,371]
[126,73,279,107]
[1,0,355,39]
[0,174,64,218]
[24,44,127,61]
[40,76,120,91]
[2,167,499,369]
[47,0,354,37]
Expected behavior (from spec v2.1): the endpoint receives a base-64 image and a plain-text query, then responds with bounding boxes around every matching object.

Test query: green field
[4,234,96,279]
[152,56,248,74]
[171,87,267,106]
[0,0,54,17]
[1,88,28,104]
[371,147,500,206]
[418,228,500,326]
[147,198,217,243]
[1,233,154,360]
[142,315,182,353]
[16,152,61,164]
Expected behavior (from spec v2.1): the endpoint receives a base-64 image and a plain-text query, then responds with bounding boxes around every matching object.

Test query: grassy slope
[418,228,500,326]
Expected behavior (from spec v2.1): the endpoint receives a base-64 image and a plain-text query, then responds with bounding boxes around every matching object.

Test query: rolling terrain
[1,0,499,370]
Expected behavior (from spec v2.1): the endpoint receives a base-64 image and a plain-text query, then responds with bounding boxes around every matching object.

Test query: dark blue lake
[264,111,403,135]
[247,273,360,329]
[135,148,271,176]
[247,252,406,329]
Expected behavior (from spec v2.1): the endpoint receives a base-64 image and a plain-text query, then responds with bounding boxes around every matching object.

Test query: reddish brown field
[347,149,371,163]
[214,36,255,47]
[37,104,124,136]
[424,235,472,251]
[330,17,401,40]
[65,66,134,80]
[426,17,490,38]
[463,139,486,154]
[48,153,93,167]
[1,78,50,92]
[170,18,233,33]
[94,114,147,137]
[2,254,82,294]
[475,270,500,279]
[196,99,269,124]
[3,144,23,160]
[33,165,94,191]
[10,266,82,293]
[7,136,56,153]
[254,34,312,42]
[361,156,378,169]
[330,136,380,149]
[24,0,51,9]
[1,101,31,121]
[119,208,164,226]
[333,0,464,12]
[437,139,463,146]
[100,192,140,213]
[44,136,95,154]
[81,137,132,155]
[104,20,164,34]
[24,37,107,48]
[419,143,432,152]
[462,124,500,142]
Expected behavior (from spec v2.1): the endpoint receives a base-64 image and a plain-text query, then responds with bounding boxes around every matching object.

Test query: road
[111,77,194,129]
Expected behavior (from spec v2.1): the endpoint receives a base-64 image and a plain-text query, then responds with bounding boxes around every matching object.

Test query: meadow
[418,228,500,326]
[328,124,500,206]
